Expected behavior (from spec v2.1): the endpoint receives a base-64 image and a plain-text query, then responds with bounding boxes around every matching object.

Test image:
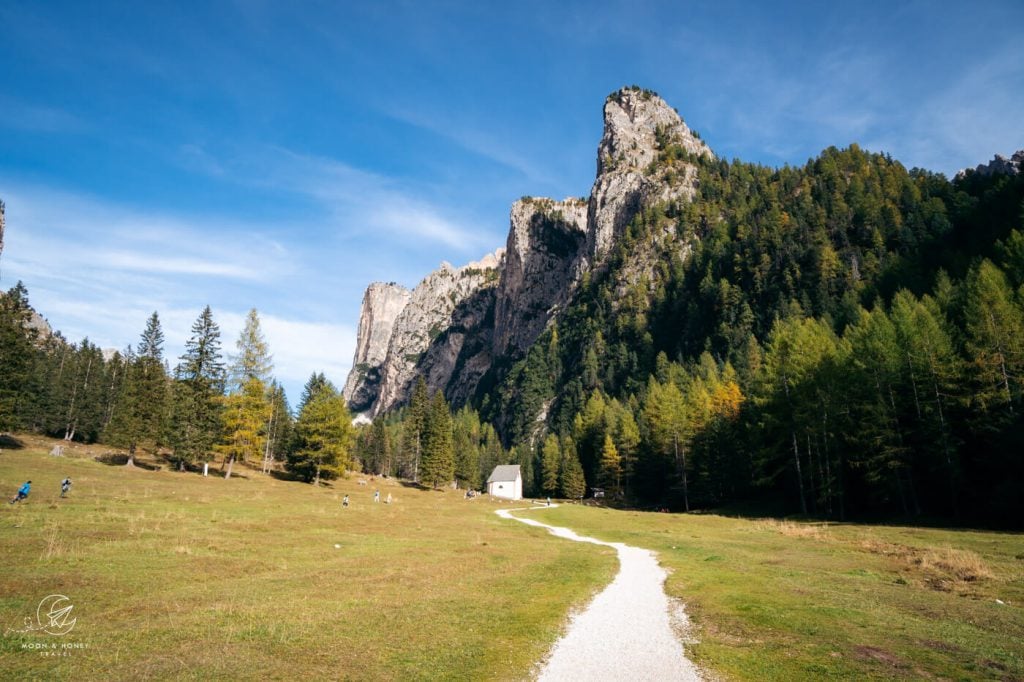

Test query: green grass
[0,437,615,680]
[530,505,1024,680]
[5,435,1023,680]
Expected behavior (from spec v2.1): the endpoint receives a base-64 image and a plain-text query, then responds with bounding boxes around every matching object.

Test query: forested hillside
[478,144,1024,524]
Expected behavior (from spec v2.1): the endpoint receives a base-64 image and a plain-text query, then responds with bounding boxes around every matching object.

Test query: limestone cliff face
[343,87,714,417]
[349,251,502,417]
[342,282,412,413]
[586,88,712,264]
[492,197,588,358]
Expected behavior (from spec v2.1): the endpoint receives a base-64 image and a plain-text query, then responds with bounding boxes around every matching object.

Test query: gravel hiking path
[496,505,702,681]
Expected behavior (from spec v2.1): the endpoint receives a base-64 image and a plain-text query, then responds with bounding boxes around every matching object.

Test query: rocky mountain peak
[342,282,412,411]
[597,87,711,177]
[345,250,504,418]
[586,87,714,264]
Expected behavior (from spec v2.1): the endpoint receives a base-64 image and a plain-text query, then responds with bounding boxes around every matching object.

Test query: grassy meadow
[2,435,1023,681]
[531,505,1024,680]
[0,436,615,681]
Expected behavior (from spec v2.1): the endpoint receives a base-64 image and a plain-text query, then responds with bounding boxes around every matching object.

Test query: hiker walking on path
[60,478,72,498]
[9,481,31,504]
[374,490,380,503]
[342,495,349,508]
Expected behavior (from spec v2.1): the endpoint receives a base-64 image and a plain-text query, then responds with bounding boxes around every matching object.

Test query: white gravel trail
[496,505,702,681]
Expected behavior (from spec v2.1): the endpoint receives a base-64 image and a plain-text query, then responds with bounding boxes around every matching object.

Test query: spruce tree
[288,382,353,485]
[420,391,454,489]
[168,306,225,470]
[452,407,481,489]
[0,282,42,430]
[263,381,292,474]
[406,377,430,482]
[105,313,169,466]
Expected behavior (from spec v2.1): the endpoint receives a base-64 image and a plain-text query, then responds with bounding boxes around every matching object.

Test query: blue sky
[1,0,1021,404]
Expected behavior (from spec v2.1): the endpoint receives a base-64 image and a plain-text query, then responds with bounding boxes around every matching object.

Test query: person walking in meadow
[342,495,349,508]
[60,478,72,498]
[374,490,380,503]
[9,480,31,504]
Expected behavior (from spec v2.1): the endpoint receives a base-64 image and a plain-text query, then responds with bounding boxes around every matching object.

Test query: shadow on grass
[708,492,1022,534]
[93,453,164,472]
[269,470,304,483]
[0,434,25,449]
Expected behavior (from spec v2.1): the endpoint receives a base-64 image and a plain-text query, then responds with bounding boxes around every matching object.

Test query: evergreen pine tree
[105,313,169,466]
[168,306,226,471]
[0,282,42,430]
[288,382,353,485]
[406,377,430,482]
[420,391,454,489]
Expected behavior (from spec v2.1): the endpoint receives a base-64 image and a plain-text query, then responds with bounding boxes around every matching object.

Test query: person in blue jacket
[9,480,31,504]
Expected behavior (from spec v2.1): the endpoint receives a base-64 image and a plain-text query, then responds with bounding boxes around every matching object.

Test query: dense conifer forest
[480,146,1024,525]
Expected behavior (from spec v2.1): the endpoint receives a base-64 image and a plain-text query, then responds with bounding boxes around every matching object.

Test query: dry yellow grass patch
[755,518,832,540]
[860,538,994,589]
[915,547,994,582]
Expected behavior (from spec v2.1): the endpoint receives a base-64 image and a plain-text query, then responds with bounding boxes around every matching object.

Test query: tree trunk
[989,310,1014,413]
[126,443,136,467]
[792,430,807,515]
[203,462,209,477]
[894,469,909,516]
[674,432,689,512]
[931,375,958,517]
[224,455,234,480]
[314,463,321,487]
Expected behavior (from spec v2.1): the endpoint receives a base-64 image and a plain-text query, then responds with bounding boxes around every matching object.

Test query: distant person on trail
[9,481,31,504]
[342,495,349,508]
[546,496,551,506]
[374,490,380,503]
[60,478,72,498]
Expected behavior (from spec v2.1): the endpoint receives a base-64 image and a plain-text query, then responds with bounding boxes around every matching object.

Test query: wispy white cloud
[176,143,494,253]
[385,107,559,186]
[0,182,355,402]
[98,252,262,279]
[2,183,291,284]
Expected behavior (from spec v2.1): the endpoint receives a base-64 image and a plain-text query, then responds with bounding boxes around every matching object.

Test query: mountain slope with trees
[346,88,1024,526]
